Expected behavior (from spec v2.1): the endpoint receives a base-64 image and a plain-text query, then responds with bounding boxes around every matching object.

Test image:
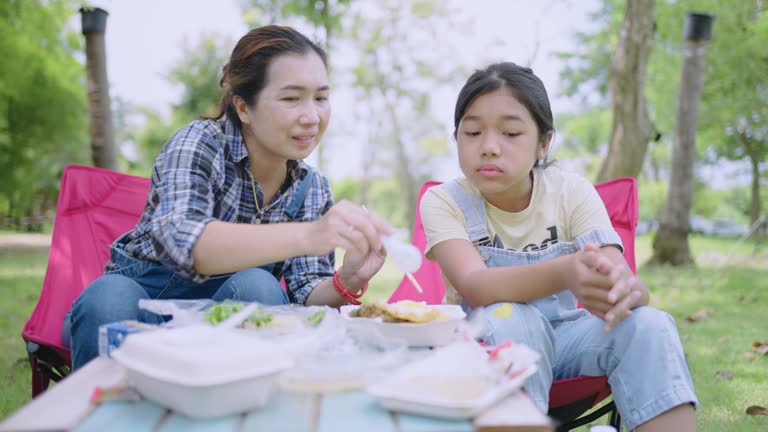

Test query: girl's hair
[205,25,327,129]
[453,62,554,167]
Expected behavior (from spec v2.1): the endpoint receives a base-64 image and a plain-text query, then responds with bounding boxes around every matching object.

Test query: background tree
[344,0,462,228]
[558,0,656,182]
[651,13,714,265]
[559,0,766,241]
[128,34,229,169]
[700,2,767,237]
[80,7,117,171]
[597,0,655,182]
[0,0,88,230]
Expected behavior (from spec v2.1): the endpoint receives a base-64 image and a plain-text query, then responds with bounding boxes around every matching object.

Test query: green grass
[0,249,47,418]
[1,235,767,431]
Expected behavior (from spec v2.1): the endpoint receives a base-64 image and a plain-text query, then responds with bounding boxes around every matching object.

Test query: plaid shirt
[109,118,335,304]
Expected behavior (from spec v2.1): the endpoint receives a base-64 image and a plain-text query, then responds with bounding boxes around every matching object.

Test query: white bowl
[112,326,293,418]
[340,304,466,347]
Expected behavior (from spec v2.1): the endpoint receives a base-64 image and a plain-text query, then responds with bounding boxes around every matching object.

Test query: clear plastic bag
[138,298,216,327]
[137,299,345,357]
[279,325,408,393]
[366,340,540,418]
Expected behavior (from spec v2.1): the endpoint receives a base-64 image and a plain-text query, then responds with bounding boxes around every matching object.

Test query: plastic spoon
[380,235,424,293]
[361,205,424,293]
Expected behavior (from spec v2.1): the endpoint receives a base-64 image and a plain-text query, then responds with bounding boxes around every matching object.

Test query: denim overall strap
[443,181,491,246]
[284,166,314,220]
[573,228,624,252]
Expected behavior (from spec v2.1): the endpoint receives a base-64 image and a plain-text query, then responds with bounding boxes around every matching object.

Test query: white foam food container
[367,342,537,419]
[339,303,466,347]
[111,325,293,418]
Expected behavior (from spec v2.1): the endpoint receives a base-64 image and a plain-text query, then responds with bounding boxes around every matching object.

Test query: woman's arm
[192,220,316,274]
[431,238,613,308]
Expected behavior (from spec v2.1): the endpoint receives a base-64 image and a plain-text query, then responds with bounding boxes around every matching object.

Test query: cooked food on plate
[350,300,448,323]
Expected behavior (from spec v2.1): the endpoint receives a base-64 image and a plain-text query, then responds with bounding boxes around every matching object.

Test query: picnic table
[1,357,553,432]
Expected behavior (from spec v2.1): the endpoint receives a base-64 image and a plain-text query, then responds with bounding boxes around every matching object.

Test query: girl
[421,62,697,431]
[66,25,391,370]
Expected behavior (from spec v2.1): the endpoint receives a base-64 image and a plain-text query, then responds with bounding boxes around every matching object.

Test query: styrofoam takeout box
[111,326,293,418]
[339,304,466,347]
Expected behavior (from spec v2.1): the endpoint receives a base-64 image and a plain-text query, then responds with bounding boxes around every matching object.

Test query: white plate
[367,365,537,419]
[340,304,466,347]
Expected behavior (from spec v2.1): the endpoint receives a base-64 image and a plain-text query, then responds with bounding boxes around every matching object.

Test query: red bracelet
[332,271,368,305]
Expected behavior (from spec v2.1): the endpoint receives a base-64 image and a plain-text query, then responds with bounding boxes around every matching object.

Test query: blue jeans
[64,245,289,370]
[479,303,698,431]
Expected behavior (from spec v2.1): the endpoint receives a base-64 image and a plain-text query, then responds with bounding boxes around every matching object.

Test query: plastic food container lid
[112,325,293,387]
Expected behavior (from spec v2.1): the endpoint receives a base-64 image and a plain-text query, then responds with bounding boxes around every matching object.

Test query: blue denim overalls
[444,181,697,430]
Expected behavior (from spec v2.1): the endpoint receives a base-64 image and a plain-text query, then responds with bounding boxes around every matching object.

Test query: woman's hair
[206,25,327,129]
[453,62,554,167]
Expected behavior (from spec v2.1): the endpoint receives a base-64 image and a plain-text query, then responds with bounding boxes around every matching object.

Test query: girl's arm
[431,238,613,309]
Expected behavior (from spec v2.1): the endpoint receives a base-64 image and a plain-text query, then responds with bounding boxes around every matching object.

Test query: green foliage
[330,177,362,202]
[331,176,412,229]
[0,1,89,227]
[167,35,229,123]
[126,35,229,168]
[556,107,612,154]
[555,0,624,103]
[638,180,754,224]
[638,180,667,221]
[242,0,352,48]
[559,0,767,229]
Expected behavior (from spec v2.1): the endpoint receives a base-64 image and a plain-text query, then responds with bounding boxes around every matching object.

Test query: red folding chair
[22,165,150,397]
[389,177,638,431]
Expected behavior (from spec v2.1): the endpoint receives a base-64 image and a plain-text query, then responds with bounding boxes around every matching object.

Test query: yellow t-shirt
[420,166,616,304]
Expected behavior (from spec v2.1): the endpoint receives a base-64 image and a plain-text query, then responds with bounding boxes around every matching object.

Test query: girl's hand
[590,247,646,331]
[564,249,615,319]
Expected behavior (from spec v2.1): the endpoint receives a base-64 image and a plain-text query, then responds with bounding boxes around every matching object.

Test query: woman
[65,25,391,370]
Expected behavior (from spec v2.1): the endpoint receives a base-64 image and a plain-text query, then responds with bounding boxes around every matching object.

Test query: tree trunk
[651,27,712,266]
[597,0,655,183]
[747,145,764,241]
[83,31,117,170]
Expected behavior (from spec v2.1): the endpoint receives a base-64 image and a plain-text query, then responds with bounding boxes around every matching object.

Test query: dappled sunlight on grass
[638,262,768,432]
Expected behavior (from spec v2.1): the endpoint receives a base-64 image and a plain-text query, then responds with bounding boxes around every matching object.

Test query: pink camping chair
[23,165,150,397]
[389,177,638,431]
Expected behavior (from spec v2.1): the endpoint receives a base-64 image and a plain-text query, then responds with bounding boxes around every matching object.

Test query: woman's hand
[305,200,392,290]
[305,200,392,256]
